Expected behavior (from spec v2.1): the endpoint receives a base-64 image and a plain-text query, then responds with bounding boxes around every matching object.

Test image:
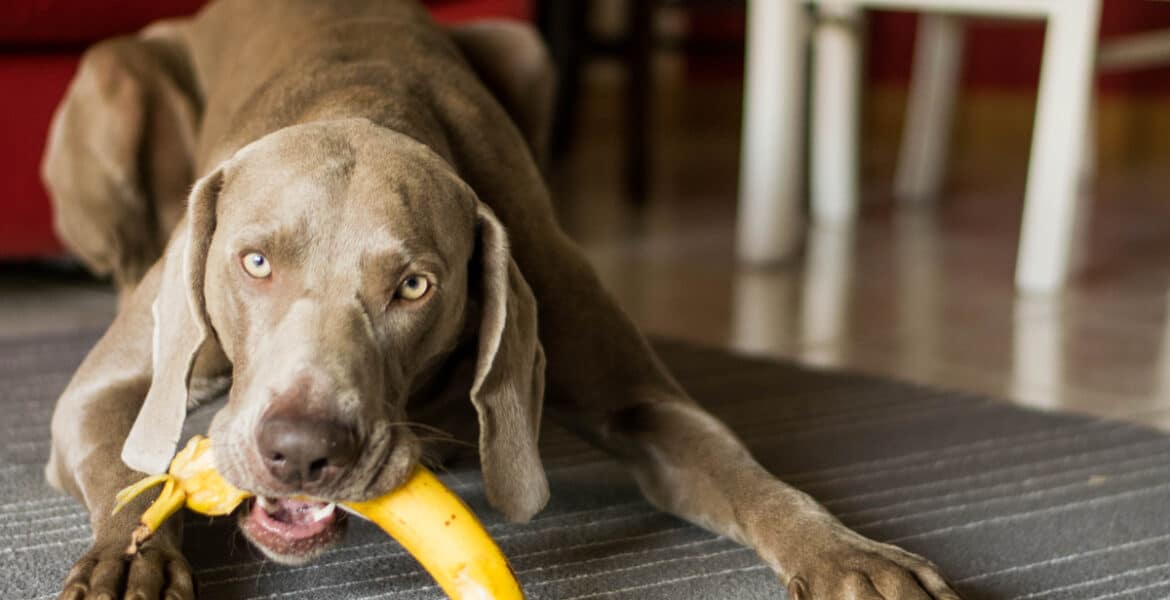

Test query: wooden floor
[552,63,1170,431]
[4,62,1170,432]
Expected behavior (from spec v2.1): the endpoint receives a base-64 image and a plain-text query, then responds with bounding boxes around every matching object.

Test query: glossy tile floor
[4,63,1170,433]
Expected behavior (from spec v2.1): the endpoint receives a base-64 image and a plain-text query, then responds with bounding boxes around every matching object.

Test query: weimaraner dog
[41,1,960,598]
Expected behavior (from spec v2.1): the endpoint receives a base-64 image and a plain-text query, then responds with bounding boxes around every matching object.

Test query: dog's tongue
[268,498,334,525]
[251,497,337,540]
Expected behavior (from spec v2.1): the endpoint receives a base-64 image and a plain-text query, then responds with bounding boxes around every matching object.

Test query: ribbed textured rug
[3,330,1170,599]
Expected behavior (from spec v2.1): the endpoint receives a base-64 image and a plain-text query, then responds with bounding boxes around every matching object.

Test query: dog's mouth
[239,496,347,563]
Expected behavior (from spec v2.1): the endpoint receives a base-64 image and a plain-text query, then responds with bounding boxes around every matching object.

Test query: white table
[737,0,1102,293]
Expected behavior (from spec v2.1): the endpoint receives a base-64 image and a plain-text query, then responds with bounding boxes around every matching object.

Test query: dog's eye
[242,252,272,279]
[396,274,430,301]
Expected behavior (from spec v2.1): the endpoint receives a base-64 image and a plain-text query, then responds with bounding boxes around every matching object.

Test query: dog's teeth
[257,497,279,513]
[311,503,336,522]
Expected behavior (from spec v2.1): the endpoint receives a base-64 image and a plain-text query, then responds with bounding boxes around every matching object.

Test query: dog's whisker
[388,421,459,439]
[412,435,476,449]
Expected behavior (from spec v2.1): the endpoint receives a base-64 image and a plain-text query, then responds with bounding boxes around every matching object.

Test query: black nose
[257,414,359,489]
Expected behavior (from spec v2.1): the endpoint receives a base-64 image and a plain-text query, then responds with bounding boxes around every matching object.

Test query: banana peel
[113,435,524,599]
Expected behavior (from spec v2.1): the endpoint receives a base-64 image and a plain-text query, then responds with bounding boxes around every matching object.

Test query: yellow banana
[347,467,523,600]
[114,435,524,599]
[112,436,248,553]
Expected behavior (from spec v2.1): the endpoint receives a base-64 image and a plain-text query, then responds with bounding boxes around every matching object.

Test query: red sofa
[0,0,531,260]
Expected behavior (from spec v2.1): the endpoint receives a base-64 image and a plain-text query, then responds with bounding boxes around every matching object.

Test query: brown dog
[42,1,960,598]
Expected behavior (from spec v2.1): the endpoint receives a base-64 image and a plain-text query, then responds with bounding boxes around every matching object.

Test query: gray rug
[3,330,1170,599]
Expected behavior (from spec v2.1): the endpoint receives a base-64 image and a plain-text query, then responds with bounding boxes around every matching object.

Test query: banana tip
[125,523,153,556]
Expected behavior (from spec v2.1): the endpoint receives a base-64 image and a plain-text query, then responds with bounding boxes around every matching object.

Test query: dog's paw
[58,542,193,600]
[782,529,961,600]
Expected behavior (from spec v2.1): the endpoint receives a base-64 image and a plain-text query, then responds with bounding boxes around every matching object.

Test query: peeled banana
[113,435,524,599]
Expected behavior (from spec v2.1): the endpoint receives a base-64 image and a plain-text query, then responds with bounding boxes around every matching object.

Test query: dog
[41,1,960,598]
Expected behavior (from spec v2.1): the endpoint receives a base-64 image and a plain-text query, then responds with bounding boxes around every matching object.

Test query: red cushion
[0,0,530,46]
[0,54,77,257]
[427,0,531,24]
[0,0,209,46]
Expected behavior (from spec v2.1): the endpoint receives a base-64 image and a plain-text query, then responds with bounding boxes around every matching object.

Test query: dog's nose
[257,414,359,489]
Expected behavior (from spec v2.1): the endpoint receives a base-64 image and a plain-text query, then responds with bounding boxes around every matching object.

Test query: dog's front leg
[517,236,959,598]
[48,266,194,600]
[586,396,962,599]
[55,472,189,600]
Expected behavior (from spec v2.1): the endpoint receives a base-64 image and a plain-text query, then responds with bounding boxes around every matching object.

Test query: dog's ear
[41,34,200,290]
[121,168,223,474]
[470,202,550,522]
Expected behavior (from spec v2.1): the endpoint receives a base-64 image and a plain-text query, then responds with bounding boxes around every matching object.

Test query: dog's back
[185,0,483,172]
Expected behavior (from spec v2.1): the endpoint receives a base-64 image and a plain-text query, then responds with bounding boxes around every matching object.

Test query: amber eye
[242,252,272,278]
[396,274,430,301]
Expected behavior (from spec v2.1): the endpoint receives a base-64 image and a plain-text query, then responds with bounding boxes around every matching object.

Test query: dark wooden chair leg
[538,0,589,160]
[539,0,655,203]
[625,0,654,203]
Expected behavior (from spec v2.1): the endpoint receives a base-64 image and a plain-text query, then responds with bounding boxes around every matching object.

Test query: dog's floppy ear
[470,203,550,522]
[41,33,200,290]
[121,168,223,474]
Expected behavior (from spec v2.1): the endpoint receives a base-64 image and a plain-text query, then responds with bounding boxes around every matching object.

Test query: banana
[114,435,524,599]
[346,467,524,600]
[112,436,247,554]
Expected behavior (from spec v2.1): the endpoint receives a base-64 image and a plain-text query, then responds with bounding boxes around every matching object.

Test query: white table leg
[736,0,809,264]
[894,13,965,205]
[1012,296,1065,409]
[1015,0,1101,293]
[810,1,864,225]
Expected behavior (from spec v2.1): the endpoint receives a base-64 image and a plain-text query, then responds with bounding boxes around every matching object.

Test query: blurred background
[4,0,1170,429]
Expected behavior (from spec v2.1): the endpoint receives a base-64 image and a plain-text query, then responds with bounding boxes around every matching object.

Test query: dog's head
[123,118,547,563]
